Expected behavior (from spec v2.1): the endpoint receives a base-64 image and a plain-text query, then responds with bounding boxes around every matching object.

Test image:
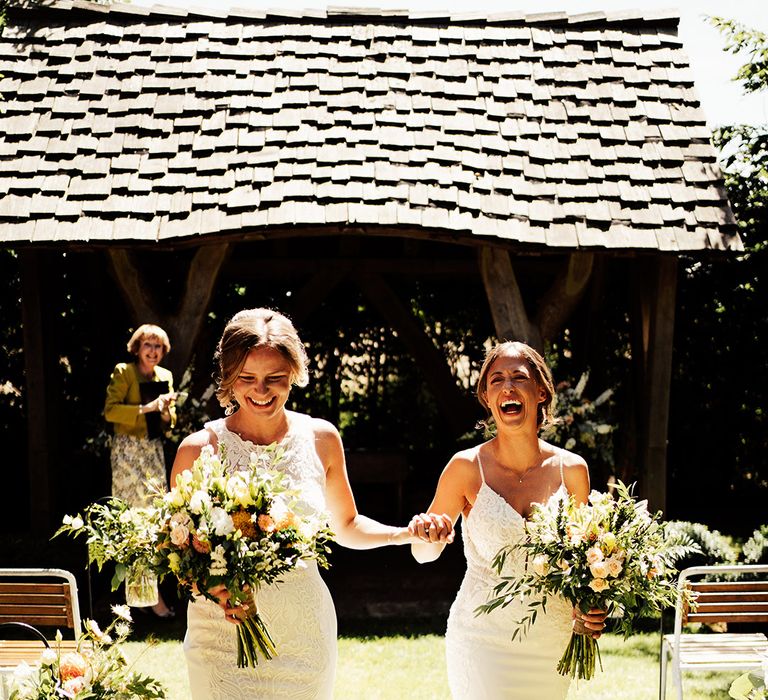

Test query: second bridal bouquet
[475,481,695,680]
[152,444,334,667]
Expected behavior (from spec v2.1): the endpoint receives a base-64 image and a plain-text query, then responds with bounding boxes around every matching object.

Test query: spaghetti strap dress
[445,449,574,699]
[183,414,337,700]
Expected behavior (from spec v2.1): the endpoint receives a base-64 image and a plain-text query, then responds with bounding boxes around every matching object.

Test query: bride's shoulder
[178,428,217,453]
[443,447,481,478]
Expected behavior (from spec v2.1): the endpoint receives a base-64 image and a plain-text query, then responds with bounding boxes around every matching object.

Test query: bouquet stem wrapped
[557,620,602,679]
[235,588,276,668]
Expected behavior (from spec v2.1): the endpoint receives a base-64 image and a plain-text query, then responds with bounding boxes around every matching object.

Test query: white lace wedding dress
[446,450,574,699]
[184,414,337,700]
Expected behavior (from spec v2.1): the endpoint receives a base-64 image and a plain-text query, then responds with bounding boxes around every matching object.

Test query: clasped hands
[408,512,455,544]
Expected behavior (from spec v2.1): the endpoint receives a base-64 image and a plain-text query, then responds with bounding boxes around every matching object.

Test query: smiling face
[483,349,547,431]
[136,335,165,374]
[230,346,293,420]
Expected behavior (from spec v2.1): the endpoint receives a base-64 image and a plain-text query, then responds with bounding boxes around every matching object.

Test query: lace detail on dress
[445,448,574,700]
[185,414,336,700]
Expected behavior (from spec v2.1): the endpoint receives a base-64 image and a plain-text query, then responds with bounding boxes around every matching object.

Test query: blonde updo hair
[127,324,171,357]
[476,341,555,429]
[215,308,309,413]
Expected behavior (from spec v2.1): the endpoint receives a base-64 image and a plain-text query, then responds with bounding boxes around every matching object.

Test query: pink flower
[257,514,276,533]
[62,676,86,697]
[59,652,87,681]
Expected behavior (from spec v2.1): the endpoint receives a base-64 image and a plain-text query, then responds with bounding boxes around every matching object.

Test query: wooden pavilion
[0,0,740,529]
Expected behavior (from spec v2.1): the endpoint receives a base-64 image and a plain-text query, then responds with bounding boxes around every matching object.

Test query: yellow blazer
[104,362,176,438]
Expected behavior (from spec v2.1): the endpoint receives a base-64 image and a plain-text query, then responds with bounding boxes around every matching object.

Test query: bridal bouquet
[476,481,695,680]
[150,443,334,667]
[8,606,165,699]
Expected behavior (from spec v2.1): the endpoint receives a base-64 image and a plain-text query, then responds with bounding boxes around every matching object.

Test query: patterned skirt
[110,434,167,507]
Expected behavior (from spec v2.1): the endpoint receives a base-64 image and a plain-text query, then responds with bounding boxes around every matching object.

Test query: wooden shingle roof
[0,1,741,250]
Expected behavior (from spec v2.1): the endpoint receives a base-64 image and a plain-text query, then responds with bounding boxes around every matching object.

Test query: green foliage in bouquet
[476,481,698,680]
[56,500,158,591]
[8,606,165,700]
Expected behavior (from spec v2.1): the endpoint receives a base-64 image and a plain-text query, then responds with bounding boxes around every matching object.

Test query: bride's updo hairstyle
[215,308,309,414]
[476,341,555,429]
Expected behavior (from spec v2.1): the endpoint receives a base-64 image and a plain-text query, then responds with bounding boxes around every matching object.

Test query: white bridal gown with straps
[184,414,337,700]
[446,448,574,700]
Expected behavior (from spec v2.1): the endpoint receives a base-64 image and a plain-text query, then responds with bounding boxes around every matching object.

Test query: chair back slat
[686,612,768,624]
[683,579,768,624]
[692,581,768,593]
[0,572,79,634]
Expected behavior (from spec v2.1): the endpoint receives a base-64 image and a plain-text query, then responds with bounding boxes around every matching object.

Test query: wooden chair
[0,568,83,697]
[660,564,768,700]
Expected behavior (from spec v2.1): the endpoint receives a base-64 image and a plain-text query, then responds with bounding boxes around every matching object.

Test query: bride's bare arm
[316,419,452,549]
[410,455,474,564]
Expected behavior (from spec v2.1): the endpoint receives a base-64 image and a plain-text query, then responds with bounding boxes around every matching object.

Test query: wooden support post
[20,250,52,534]
[634,256,677,513]
[478,246,541,348]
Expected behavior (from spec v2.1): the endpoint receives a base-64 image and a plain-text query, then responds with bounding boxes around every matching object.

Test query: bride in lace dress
[171,309,449,700]
[410,341,605,700]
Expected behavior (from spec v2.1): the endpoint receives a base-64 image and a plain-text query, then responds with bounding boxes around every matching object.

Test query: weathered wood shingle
[0,1,740,250]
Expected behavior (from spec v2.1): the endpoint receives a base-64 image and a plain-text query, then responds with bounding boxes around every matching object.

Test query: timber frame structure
[0,1,740,529]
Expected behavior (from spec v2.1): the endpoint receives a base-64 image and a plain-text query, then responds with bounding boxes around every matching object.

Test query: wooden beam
[163,244,230,378]
[478,246,542,349]
[20,250,52,534]
[354,271,477,438]
[535,253,594,342]
[108,244,230,378]
[287,267,348,325]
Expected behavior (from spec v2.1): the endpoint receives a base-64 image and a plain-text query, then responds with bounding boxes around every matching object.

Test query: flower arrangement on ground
[8,605,165,700]
[475,481,696,680]
[150,443,334,667]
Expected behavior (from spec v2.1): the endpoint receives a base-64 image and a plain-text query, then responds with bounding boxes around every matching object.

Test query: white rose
[165,489,185,508]
[209,507,235,537]
[586,546,604,564]
[531,554,550,577]
[606,557,623,577]
[189,490,212,514]
[269,498,289,524]
[589,561,610,579]
[170,522,190,546]
[70,516,84,530]
[588,577,609,592]
[40,648,57,666]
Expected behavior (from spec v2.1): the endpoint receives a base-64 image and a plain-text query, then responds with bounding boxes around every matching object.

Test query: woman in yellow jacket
[104,323,177,617]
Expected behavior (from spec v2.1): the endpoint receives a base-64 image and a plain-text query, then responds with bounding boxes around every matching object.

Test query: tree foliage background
[666,18,768,534]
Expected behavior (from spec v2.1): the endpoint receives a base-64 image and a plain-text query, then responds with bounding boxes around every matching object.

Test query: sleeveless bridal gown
[184,414,337,700]
[446,449,574,700]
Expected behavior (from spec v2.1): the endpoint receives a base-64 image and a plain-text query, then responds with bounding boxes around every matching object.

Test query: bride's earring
[224,390,238,416]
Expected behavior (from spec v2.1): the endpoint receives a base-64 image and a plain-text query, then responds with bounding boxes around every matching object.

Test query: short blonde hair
[215,308,309,411]
[476,341,555,428]
[127,324,171,357]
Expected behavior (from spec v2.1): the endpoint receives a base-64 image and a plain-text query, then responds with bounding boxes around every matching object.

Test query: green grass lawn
[124,633,738,699]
